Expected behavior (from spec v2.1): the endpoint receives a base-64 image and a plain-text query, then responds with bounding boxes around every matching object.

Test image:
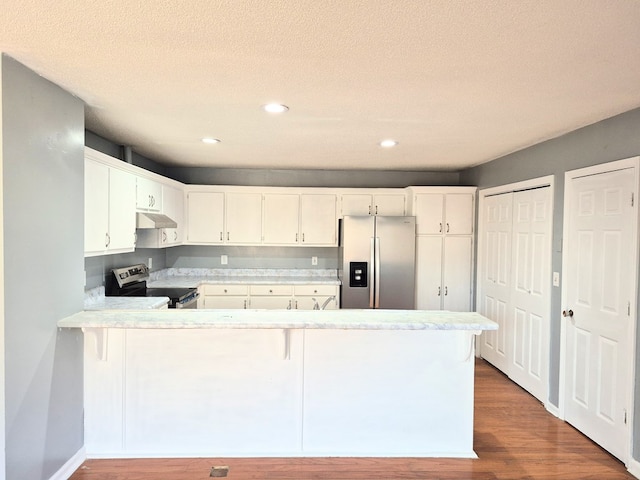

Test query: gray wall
[2,55,85,479]
[166,166,459,188]
[460,106,640,459]
[166,245,338,270]
[85,248,168,290]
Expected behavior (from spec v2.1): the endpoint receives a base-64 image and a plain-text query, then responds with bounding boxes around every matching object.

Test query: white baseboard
[627,457,640,479]
[49,447,86,480]
[545,401,561,419]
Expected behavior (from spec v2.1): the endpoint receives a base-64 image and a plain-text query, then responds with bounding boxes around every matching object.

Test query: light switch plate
[311,256,318,266]
[148,257,153,269]
[221,254,228,265]
[553,272,560,287]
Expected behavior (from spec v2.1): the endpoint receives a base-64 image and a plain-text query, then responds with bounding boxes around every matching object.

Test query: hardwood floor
[69,359,635,480]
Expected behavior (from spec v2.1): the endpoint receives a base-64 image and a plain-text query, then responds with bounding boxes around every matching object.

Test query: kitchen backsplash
[85,245,338,290]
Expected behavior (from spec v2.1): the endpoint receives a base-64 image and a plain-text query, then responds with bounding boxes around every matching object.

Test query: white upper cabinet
[373,194,406,216]
[84,151,136,257]
[300,194,337,245]
[263,194,300,244]
[136,183,185,248]
[186,191,225,244]
[340,192,405,216]
[341,194,373,216]
[136,176,162,212]
[226,192,262,244]
[162,184,184,246]
[412,191,474,235]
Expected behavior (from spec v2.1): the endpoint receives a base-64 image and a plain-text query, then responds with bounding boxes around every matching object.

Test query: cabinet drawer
[294,285,337,296]
[250,285,293,296]
[201,284,248,295]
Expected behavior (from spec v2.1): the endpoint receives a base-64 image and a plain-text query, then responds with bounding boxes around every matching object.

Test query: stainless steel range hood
[136,212,178,229]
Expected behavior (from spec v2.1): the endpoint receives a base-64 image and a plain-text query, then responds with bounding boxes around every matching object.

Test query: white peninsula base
[62,310,496,458]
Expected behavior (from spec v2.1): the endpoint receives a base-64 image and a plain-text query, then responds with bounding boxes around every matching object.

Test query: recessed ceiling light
[202,137,221,144]
[379,139,398,148]
[262,103,289,114]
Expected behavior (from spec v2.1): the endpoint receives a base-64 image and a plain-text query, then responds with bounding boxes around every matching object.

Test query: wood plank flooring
[69,359,635,480]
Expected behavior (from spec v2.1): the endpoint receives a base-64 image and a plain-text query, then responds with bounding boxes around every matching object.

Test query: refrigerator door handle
[369,237,375,308]
[374,236,381,308]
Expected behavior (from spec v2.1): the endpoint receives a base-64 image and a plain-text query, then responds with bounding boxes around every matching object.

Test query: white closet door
[563,166,636,462]
[508,187,552,402]
[478,193,513,372]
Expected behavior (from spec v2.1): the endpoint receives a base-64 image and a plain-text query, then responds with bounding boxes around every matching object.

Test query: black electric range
[105,264,198,309]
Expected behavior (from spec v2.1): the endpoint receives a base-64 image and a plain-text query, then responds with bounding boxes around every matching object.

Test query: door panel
[564,165,636,462]
[479,193,513,371]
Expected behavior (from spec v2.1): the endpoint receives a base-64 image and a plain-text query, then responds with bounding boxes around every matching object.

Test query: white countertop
[147,268,340,288]
[58,309,497,331]
[84,296,170,310]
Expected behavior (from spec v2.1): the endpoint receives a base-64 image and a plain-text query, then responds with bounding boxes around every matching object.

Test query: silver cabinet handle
[446,223,450,233]
[439,222,442,233]
[296,233,298,242]
[438,286,441,296]
[174,231,178,241]
[375,205,378,215]
[220,232,223,241]
[105,232,110,247]
[444,286,448,296]
[243,300,247,309]
[302,233,305,242]
[162,231,167,242]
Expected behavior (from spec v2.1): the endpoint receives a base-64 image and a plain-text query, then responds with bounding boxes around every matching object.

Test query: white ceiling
[2,0,640,171]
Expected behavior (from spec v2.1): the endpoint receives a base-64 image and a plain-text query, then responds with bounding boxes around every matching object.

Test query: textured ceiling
[2,0,640,171]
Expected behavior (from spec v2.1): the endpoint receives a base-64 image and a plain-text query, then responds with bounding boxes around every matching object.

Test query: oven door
[175,292,199,309]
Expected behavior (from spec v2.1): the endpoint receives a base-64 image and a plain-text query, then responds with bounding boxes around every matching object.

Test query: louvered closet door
[479,193,513,372]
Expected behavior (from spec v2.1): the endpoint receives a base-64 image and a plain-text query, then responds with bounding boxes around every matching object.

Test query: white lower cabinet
[249,285,293,309]
[199,285,248,309]
[293,285,339,310]
[199,283,339,310]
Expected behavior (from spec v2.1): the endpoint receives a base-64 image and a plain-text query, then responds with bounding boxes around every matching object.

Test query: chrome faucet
[320,295,336,310]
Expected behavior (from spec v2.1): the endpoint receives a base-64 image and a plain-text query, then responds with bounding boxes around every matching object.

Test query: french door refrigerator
[339,215,416,309]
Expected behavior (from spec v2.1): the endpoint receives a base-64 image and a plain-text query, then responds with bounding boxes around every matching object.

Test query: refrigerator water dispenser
[349,262,368,287]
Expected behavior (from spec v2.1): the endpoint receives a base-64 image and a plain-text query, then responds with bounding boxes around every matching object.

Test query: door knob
[562,309,574,318]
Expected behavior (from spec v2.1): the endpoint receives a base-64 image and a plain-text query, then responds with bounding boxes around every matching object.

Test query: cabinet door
[341,194,372,216]
[136,176,162,211]
[162,185,184,245]
[84,159,110,255]
[203,296,248,309]
[415,236,443,310]
[186,192,224,243]
[444,194,474,235]
[250,296,292,309]
[300,194,337,245]
[108,168,137,252]
[414,194,445,235]
[373,194,405,216]
[442,236,472,311]
[226,193,262,244]
[263,194,300,244]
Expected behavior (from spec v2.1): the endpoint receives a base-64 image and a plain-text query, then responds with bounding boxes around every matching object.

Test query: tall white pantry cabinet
[409,187,476,311]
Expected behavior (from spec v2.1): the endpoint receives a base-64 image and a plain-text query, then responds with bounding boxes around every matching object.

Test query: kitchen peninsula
[59,309,496,459]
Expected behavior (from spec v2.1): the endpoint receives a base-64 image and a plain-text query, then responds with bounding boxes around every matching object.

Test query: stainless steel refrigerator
[339,216,416,309]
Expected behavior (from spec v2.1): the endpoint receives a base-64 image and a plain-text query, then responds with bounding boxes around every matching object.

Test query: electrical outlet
[221,254,228,265]
[148,257,153,269]
[553,272,560,287]
[311,256,318,266]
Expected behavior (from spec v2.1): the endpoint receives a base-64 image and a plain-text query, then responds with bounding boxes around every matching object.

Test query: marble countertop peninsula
[147,268,340,288]
[84,286,169,310]
[58,309,497,331]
